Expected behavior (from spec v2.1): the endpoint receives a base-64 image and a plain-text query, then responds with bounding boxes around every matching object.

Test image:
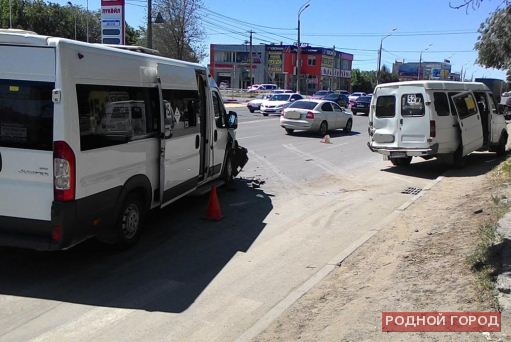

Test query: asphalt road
[0,107,463,342]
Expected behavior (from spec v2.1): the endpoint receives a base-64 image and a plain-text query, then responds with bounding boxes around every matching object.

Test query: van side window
[76,84,159,151]
[212,91,226,128]
[448,92,459,116]
[161,89,200,138]
[451,92,478,119]
[401,93,425,117]
[375,95,395,117]
[433,92,450,116]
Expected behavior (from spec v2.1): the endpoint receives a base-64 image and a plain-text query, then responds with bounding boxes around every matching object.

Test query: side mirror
[227,111,238,129]
[497,104,506,115]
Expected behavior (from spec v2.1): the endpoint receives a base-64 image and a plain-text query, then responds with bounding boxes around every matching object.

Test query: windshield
[315,91,329,95]
[0,79,54,150]
[357,96,372,102]
[288,100,317,110]
[270,94,291,101]
[324,94,338,100]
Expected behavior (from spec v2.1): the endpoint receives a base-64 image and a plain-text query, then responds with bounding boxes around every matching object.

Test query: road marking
[281,143,341,177]
[237,134,264,140]
[239,118,279,125]
[248,151,304,191]
[235,174,445,342]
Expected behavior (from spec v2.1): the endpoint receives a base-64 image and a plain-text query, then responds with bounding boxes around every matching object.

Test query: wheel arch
[116,175,153,215]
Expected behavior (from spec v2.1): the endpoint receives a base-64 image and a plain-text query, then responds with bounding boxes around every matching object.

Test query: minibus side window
[375,95,395,118]
[448,92,459,116]
[451,92,478,119]
[161,89,199,138]
[77,84,159,151]
[212,91,226,128]
[401,93,425,117]
[433,92,450,116]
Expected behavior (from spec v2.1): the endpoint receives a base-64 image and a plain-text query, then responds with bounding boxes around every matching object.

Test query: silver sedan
[280,99,353,136]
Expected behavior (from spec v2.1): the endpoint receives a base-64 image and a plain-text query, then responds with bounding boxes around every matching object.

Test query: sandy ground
[254,158,510,342]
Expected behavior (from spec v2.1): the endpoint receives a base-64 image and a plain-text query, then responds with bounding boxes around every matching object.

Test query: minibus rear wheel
[110,193,144,249]
[390,156,412,166]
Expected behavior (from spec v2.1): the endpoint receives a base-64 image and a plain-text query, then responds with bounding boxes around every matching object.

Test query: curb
[235,175,445,342]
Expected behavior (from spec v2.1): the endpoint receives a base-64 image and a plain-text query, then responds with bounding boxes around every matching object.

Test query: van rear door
[451,91,484,155]
[397,87,429,149]
[0,45,55,221]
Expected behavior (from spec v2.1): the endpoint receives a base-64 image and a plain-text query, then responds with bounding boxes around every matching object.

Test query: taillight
[53,141,76,201]
[306,111,314,119]
[429,120,436,138]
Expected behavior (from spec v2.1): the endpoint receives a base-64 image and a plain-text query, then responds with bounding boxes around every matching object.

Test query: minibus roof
[375,80,490,92]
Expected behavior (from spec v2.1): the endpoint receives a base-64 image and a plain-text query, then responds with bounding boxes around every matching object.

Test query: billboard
[101,0,125,45]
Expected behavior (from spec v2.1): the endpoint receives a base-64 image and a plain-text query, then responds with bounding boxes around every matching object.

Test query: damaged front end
[231,140,249,177]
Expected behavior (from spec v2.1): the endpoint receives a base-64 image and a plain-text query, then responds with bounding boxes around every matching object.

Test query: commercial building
[392,60,452,81]
[210,44,353,94]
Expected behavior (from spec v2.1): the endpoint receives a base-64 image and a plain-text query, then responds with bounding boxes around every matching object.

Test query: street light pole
[296,1,310,94]
[147,0,153,48]
[86,0,89,42]
[377,28,396,85]
[417,44,432,80]
[67,2,77,40]
[9,0,12,28]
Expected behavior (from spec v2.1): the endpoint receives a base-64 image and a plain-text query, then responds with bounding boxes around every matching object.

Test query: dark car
[324,93,349,108]
[311,90,334,99]
[351,95,372,115]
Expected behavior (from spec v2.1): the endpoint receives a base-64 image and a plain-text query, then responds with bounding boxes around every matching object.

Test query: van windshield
[0,79,54,151]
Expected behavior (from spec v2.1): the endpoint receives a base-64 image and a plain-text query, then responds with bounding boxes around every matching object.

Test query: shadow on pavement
[0,178,272,313]
[287,130,361,139]
[381,152,505,180]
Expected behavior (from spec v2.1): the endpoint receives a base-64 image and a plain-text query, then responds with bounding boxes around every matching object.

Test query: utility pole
[147,0,152,48]
[376,28,396,85]
[296,2,310,94]
[86,0,89,42]
[249,30,253,87]
[67,2,77,40]
[417,44,432,80]
[9,0,12,28]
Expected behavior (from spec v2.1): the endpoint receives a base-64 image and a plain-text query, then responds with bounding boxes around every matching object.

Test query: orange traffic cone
[206,185,223,221]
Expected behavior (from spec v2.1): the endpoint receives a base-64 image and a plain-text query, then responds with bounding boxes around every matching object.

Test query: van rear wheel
[390,157,412,166]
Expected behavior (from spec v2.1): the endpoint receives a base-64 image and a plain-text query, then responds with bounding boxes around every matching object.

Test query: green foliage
[475,6,511,70]
[351,67,398,93]
[0,0,141,45]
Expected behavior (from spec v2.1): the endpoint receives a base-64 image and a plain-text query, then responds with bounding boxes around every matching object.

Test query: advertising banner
[101,0,125,45]
[268,52,282,72]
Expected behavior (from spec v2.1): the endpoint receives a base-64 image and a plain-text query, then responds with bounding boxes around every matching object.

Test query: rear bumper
[280,118,314,130]
[367,142,439,157]
[0,187,121,250]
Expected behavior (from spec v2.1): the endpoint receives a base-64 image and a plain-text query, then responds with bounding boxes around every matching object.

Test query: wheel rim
[121,203,139,240]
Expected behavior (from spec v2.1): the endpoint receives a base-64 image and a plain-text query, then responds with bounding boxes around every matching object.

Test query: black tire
[390,156,412,166]
[263,113,269,117]
[451,145,465,168]
[319,121,328,136]
[344,119,352,133]
[496,132,508,157]
[249,108,255,113]
[222,148,234,185]
[109,194,144,249]
[285,128,294,135]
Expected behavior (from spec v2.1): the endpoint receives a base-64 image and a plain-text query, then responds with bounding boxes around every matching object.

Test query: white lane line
[237,134,264,140]
[239,118,279,125]
[281,143,340,177]
[248,151,304,191]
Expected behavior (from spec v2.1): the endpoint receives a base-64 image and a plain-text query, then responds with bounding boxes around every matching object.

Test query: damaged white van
[0,30,248,250]
[368,81,508,166]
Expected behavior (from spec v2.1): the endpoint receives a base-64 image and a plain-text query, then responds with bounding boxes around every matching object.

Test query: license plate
[286,111,301,119]
[391,151,407,158]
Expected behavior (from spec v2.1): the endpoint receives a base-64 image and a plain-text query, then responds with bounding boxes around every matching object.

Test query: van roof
[0,30,204,69]
[375,80,490,92]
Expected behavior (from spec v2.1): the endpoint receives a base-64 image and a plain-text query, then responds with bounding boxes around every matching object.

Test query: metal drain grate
[401,187,422,195]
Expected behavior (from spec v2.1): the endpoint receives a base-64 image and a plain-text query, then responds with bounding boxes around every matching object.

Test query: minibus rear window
[375,96,395,117]
[401,93,425,117]
[0,79,54,151]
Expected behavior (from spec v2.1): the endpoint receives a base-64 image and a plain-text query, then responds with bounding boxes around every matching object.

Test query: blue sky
[57,0,508,80]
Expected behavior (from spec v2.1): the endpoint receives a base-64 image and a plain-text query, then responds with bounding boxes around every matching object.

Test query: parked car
[280,99,353,136]
[324,93,349,108]
[348,92,367,106]
[246,93,272,113]
[271,89,294,94]
[247,84,278,92]
[260,93,303,116]
[312,90,334,99]
[338,90,350,96]
[351,95,372,115]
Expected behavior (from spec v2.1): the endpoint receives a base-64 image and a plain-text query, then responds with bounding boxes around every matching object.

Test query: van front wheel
[390,157,412,166]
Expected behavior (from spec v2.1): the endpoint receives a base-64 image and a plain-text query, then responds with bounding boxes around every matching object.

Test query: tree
[475,6,511,70]
[152,0,206,62]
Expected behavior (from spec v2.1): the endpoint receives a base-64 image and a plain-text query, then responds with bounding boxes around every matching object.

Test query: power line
[201,7,296,31]
[302,31,478,37]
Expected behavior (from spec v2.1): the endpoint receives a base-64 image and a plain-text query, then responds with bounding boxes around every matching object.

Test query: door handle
[195,135,200,149]
[214,130,218,142]
[399,119,403,125]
